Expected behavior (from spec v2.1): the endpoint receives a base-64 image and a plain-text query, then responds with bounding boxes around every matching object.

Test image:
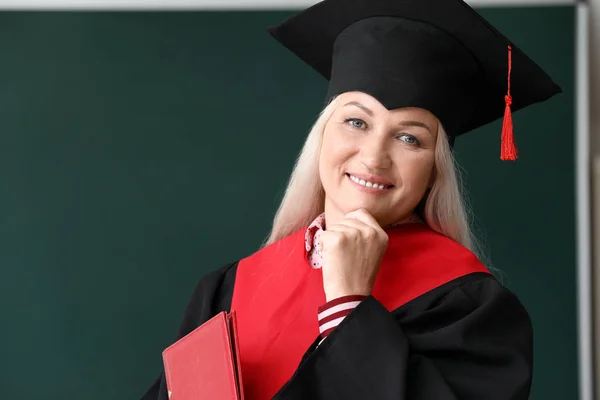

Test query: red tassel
[501,45,518,161]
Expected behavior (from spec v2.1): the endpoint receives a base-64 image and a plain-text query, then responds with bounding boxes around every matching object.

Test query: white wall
[590,0,600,399]
[0,0,579,9]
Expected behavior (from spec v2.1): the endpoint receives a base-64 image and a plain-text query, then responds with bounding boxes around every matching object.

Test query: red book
[162,311,244,400]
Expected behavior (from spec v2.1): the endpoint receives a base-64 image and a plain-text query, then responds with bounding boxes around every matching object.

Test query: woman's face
[319,91,439,227]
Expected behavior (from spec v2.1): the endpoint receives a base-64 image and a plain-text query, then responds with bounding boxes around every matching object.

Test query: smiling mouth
[346,173,394,190]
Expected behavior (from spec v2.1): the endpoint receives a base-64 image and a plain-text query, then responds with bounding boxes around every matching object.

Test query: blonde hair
[263,96,480,257]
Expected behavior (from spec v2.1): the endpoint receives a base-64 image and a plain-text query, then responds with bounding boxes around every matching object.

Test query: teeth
[349,175,388,190]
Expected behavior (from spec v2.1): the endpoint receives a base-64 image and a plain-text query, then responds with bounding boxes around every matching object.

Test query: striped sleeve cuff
[318,295,367,339]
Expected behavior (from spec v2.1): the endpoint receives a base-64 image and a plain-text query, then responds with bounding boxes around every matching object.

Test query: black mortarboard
[268,0,562,160]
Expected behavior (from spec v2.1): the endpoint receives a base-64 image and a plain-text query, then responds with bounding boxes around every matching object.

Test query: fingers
[326,218,377,242]
[322,214,386,251]
[344,208,384,234]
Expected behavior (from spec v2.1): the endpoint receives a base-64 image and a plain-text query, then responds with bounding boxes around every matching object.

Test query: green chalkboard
[0,8,575,399]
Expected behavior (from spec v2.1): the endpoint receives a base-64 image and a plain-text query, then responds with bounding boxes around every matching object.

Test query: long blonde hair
[263,96,480,257]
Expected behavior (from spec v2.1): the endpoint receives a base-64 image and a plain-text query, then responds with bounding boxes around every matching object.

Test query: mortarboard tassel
[501,45,518,161]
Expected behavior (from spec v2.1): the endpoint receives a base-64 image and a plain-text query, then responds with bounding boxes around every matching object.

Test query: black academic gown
[141,260,532,400]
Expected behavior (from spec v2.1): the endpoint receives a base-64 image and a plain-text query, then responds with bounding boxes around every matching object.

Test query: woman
[143,0,561,399]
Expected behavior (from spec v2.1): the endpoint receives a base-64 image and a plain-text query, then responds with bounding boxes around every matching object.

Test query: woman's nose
[359,136,392,170]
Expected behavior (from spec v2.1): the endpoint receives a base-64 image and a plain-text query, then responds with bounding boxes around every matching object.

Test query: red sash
[230,223,490,399]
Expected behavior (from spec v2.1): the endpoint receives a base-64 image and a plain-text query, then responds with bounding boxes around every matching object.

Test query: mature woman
[142,0,561,399]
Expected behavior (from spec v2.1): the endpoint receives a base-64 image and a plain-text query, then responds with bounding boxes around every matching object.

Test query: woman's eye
[345,118,366,129]
[399,134,420,145]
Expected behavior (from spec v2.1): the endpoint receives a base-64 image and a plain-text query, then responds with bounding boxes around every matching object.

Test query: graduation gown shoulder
[141,248,533,400]
[275,273,533,400]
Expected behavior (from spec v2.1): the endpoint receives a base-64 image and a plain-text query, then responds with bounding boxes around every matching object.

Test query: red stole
[230,223,490,400]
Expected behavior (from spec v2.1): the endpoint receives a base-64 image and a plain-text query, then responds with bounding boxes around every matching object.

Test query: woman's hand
[320,209,389,301]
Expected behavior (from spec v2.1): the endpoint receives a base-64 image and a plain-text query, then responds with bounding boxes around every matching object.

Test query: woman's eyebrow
[344,101,374,116]
[398,120,433,133]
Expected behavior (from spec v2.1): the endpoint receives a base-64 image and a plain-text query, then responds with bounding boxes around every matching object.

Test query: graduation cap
[268,0,562,160]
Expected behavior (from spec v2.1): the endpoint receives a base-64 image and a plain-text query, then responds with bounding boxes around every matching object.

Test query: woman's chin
[342,204,386,219]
